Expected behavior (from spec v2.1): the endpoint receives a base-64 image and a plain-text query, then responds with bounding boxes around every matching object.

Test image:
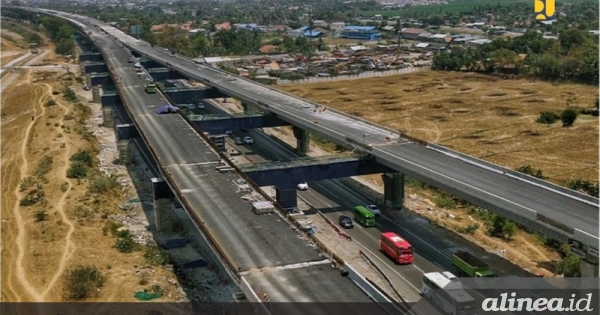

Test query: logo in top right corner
[535,0,556,21]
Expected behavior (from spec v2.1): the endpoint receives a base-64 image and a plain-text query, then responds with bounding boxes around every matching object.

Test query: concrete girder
[192,114,290,135]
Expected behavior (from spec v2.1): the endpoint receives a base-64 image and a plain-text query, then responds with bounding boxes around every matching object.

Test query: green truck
[452,251,495,277]
[145,82,157,94]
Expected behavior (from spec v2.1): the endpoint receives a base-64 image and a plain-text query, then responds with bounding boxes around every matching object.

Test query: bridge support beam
[292,126,310,153]
[580,258,599,277]
[92,85,100,103]
[275,186,297,211]
[116,123,139,140]
[102,107,113,127]
[152,178,174,233]
[242,102,250,114]
[382,173,404,210]
[118,140,132,165]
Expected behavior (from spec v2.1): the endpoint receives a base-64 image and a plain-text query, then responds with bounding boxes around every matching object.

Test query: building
[330,22,345,32]
[341,26,381,40]
[430,33,450,43]
[285,26,323,38]
[469,39,492,46]
[400,28,425,40]
[215,22,231,31]
[312,20,329,28]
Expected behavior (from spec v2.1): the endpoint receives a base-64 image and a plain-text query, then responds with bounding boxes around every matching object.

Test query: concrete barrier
[426,143,598,205]
[317,210,352,241]
[240,276,272,315]
[345,263,406,315]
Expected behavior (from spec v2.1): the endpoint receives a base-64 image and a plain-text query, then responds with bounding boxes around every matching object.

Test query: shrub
[114,235,138,253]
[45,99,56,106]
[536,111,559,124]
[70,149,93,167]
[88,174,119,194]
[139,272,149,285]
[514,165,545,179]
[20,189,45,206]
[144,247,170,266]
[35,155,53,179]
[486,214,517,240]
[435,193,456,209]
[568,179,599,198]
[34,210,48,222]
[66,161,88,179]
[63,87,77,102]
[19,176,36,192]
[560,108,578,127]
[63,265,105,300]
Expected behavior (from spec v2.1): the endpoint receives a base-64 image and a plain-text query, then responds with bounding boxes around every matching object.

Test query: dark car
[338,215,354,229]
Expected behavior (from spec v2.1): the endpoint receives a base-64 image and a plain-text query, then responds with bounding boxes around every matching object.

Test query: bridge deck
[376,143,599,237]
[105,29,598,246]
[89,29,368,301]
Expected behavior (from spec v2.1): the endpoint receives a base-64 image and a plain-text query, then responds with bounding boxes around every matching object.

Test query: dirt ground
[0,37,181,302]
[1,28,29,66]
[270,73,599,276]
[278,71,599,185]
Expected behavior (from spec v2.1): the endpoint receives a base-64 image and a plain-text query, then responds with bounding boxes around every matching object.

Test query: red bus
[381,232,414,264]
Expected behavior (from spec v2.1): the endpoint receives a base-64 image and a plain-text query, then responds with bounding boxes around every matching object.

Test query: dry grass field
[275,71,598,275]
[278,71,599,185]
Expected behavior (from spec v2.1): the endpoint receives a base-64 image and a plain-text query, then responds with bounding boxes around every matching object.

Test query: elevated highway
[55,14,374,304]
[74,13,598,258]
[26,8,598,273]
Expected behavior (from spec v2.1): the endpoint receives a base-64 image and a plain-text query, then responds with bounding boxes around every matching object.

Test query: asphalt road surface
[100,21,598,246]
[82,26,371,303]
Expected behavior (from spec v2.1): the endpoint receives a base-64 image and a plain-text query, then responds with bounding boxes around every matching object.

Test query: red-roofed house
[215,22,231,31]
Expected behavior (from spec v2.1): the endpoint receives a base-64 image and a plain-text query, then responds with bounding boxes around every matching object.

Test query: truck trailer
[452,251,495,277]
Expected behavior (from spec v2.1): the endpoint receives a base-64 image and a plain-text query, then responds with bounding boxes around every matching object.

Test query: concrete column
[102,107,113,127]
[382,173,404,210]
[118,140,132,165]
[580,257,599,277]
[275,186,297,211]
[242,102,249,114]
[152,178,174,233]
[292,126,310,153]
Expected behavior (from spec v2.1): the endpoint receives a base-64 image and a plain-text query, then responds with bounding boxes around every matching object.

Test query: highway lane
[226,124,523,313]
[84,27,372,303]
[91,18,598,247]
[206,101,444,295]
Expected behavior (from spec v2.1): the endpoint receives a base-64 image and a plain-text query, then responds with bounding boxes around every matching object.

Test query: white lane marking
[298,194,422,294]
[376,148,539,216]
[312,181,450,263]
[237,259,331,276]
[352,237,421,294]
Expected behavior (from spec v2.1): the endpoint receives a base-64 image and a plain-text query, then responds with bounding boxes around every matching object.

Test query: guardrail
[426,143,599,206]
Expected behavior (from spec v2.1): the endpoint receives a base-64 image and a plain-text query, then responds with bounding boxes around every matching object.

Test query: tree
[486,214,517,241]
[556,253,581,277]
[560,108,577,127]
